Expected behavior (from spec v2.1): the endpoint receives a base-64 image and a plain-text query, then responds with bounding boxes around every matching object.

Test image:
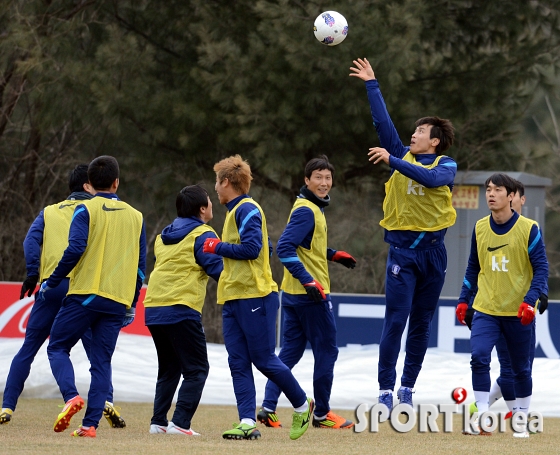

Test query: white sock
[379,389,393,395]
[505,400,516,413]
[240,418,256,426]
[516,396,532,415]
[263,407,275,413]
[473,391,490,414]
[314,413,327,420]
[294,402,308,413]
[488,381,502,406]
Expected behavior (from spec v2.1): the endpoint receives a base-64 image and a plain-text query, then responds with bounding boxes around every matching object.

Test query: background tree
[1,0,559,341]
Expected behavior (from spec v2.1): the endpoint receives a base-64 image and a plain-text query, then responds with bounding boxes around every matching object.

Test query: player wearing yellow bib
[203,154,313,441]
[144,185,222,436]
[43,156,146,438]
[456,173,548,436]
[350,58,457,412]
[258,155,356,430]
[1,165,126,429]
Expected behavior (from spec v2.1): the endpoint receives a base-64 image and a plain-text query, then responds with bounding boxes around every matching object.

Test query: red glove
[303,280,326,303]
[456,303,468,325]
[203,237,221,254]
[332,251,357,269]
[517,302,535,325]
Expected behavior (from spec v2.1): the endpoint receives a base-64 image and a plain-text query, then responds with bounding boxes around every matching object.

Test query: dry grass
[1,399,559,455]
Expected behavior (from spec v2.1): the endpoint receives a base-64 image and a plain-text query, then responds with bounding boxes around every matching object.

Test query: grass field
[1,399,559,455]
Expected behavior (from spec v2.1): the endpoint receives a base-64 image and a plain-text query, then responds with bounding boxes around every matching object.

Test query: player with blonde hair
[204,154,313,441]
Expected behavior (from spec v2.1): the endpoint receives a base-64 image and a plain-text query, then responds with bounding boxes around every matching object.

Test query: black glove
[464,308,475,330]
[538,293,548,315]
[20,275,39,300]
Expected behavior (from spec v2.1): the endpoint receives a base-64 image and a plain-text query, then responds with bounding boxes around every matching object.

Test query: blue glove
[122,307,135,327]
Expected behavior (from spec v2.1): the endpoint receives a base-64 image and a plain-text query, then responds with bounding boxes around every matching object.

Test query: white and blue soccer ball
[313,11,348,46]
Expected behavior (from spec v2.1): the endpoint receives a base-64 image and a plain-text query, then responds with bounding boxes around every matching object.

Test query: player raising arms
[204,154,313,441]
[350,58,457,411]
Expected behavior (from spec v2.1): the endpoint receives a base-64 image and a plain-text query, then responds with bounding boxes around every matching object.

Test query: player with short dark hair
[43,155,146,438]
[204,154,313,441]
[460,178,548,429]
[456,173,548,437]
[350,58,457,411]
[257,155,356,430]
[144,185,222,436]
[0,164,125,429]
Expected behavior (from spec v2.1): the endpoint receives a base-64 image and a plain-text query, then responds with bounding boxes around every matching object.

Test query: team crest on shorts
[391,264,401,276]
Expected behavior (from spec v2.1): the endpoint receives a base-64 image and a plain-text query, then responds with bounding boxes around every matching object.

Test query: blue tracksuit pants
[470,311,533,398]
[262,299,338,416]
[222,292,307,420]
[2,280,113,411]
[47,295,124,428]
[379,244,447,390]
[494,323,536,401]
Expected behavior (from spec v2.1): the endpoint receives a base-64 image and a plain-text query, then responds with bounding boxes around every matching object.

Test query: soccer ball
[313,11,348,46]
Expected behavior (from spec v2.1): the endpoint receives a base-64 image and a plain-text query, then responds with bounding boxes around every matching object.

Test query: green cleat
[290,397,314,440]
[469,402,477,416]
[222,422,261,440]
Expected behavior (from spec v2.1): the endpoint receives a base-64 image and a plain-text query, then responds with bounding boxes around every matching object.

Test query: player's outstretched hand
[349,58,376,81]
[455,303,468,325]
[517,302,535,325]
[20,275,38,299]
[303,280,326,303]
[368,147,390,164]
[332,251,356,269]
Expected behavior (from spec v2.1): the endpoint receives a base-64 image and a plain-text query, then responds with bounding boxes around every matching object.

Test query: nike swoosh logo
[301,416,309,428]
[487,244,508,252]
[251,307,261,312]
[102,203,125,212]
[59,203,76,209]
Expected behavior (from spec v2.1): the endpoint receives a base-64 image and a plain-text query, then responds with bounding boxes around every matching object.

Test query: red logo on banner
[0,282,150,337]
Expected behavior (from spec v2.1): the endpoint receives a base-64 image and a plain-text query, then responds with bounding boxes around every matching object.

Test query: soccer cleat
[222,422,261,440]
[505,411,513,419]
[0,408,13,425]
[312,411,354,429]
[257,408,282,428]
[469,402,477,415]
[149,424,167,434]
[378,392,393,413]
[71,425,96,438]
[463,418,492,436]
[53,395,85,433]
[513,430,530,438]
[289,397,314,440]
[167,421,200,436]
[103,402,126,428]
[397,386,414,407]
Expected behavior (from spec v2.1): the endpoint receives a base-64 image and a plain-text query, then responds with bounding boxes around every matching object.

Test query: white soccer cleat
[166,421,200,436]
[513,430,530,438]
[149,424,167,434]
